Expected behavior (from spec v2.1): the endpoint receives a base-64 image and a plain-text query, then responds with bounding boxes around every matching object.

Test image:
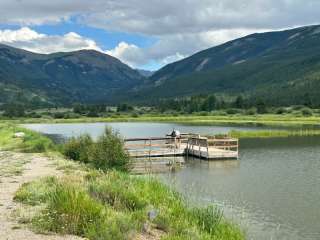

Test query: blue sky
[0,21,160,70]
[0,0,319,71]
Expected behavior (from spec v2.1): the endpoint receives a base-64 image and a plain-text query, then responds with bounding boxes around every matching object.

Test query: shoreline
[2,113,320,128]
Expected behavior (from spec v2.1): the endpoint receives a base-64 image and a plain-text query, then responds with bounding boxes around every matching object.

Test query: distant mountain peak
[136,69,155,77]
[134,24,320,106]
[0,43,144,106]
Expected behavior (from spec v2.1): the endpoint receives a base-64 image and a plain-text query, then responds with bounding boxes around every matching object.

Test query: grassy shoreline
[3,113,320,128]
[229,129,320,139]
[0,123,245,240]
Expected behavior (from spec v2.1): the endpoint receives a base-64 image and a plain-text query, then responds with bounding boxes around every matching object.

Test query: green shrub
[225,108,241,115]
[63,134,94,163]
[275,107,287,114]
[53,112,65,119]
[301,107,313,116]
[292,105,305,110]
[130,112,139,118]
[62,128,129,171]
[245,108,257,115]
[88,128,130,171]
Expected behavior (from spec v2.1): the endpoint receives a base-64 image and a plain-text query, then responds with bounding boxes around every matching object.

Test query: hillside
[2,25,320,108]
[0,44,144,107]
[141,25,320,106]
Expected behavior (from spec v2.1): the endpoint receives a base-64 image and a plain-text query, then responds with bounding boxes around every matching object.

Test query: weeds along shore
[229,129,320,138]
[4,111,320,128]
[0,123,245,240]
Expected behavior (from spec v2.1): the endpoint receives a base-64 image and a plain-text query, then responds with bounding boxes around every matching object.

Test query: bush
[301,107,313,116]
[245,108,257,115]
[88,128,130,171]
[130,112,139,118]
[27,112,42,118]
[62,128,129,171]
[275,107,287,115]
[292,105,305,111]
[53,112,65,119]
[225,108,241,115]
[63,134,94,163]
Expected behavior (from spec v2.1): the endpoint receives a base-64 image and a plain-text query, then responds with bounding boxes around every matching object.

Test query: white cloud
[0,1,319,68]
[0,27,102,54]
[106,42,145,67]
[106,28,270,68]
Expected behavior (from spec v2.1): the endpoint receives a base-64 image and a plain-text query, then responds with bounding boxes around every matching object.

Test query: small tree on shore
[63,127,130,172]
[89,128,130,171]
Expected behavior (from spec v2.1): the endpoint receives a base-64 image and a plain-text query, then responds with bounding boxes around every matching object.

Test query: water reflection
[188,158,241,170]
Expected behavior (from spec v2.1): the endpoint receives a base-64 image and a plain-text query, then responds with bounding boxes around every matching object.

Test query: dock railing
[124,137,186,174]
[185,135,239,159]
[124,137,185,158]
[125,134,239,173]
[125,134,239,158]
[207,136,239,153]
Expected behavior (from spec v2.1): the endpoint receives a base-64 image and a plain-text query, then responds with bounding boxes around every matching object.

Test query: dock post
[186,138,189,158]
[206,139,209,159]
[148,139,152,173]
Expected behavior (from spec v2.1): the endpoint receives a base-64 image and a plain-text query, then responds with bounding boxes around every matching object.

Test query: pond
[24,122,320,240]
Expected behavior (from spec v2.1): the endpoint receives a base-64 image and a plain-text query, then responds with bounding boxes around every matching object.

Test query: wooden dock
[124,134,239,160]
[185,136,239,159]
[125,134,238,174]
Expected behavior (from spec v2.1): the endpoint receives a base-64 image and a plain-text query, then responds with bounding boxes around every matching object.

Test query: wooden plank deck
[182,143,238,160]
[125,134,239,160]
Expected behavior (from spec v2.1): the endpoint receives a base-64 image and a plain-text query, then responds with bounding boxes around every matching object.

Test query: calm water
[24,122,320,240]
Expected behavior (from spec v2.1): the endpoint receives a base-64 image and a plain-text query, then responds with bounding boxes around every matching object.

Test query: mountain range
[0,44,144,107]
[140,25,320,106]
[1,24,320,107]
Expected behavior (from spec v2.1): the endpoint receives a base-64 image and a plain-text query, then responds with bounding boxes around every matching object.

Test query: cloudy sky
[0,0,319,70]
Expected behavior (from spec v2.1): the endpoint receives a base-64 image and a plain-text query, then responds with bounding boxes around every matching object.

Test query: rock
[148,209,158,221]
[13,132,25,138]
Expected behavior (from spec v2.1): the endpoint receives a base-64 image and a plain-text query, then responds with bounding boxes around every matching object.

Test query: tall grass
[0,123,55,152]
[62,127,129,171]
[229,129,320,139]
[15,171,244,240]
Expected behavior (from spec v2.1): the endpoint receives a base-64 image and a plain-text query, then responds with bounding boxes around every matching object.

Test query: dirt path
[0,151,83,240]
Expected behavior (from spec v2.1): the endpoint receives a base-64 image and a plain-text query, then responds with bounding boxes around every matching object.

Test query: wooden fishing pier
[125,133,239,173]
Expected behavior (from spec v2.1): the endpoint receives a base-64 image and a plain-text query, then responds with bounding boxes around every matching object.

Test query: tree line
[157,94,271,114]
